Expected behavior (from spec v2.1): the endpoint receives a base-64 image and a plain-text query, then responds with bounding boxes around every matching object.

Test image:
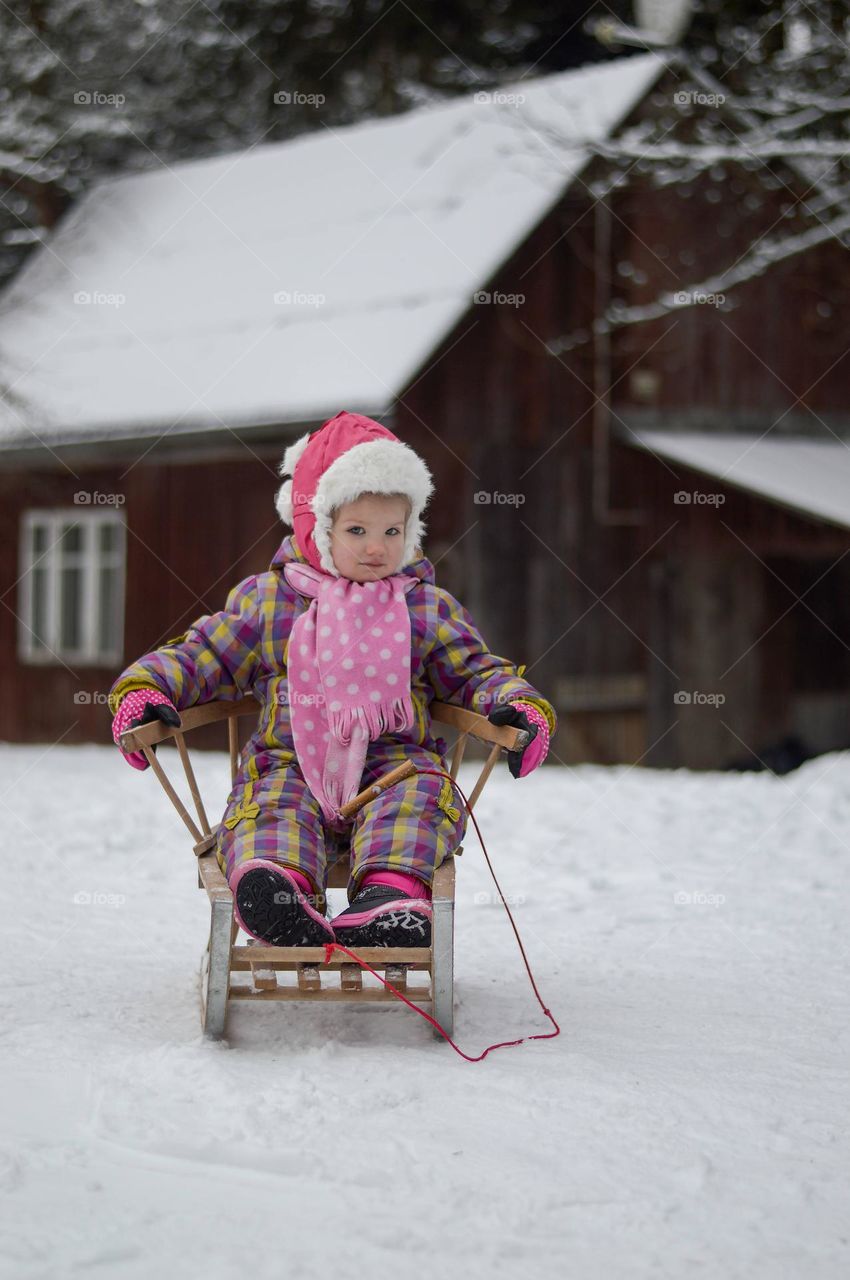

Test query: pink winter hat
[275,411,434,575]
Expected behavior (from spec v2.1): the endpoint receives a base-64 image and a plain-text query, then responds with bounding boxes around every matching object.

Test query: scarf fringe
[329,695,414,746]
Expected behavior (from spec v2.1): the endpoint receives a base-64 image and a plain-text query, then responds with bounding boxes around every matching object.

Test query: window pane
[99,523,118,555]
[60,566,83,649]
[59,523,82,554]
[32,524,47,555]
[30,566,48,650]
[98,565,121,654]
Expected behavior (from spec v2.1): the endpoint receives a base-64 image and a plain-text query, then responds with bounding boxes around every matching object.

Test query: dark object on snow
[727,734,811,776]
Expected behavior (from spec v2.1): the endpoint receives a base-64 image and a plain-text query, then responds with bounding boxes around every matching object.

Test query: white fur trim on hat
[275,431,311,524]
[314,439,433,574]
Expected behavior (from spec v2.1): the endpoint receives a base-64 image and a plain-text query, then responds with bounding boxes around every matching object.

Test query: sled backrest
[118,696,529,858]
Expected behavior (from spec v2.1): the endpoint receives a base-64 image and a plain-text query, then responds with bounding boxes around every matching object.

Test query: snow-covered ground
[1,741,848,1279]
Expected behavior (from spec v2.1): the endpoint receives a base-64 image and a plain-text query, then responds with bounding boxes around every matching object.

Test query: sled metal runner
[120,697,528,1040]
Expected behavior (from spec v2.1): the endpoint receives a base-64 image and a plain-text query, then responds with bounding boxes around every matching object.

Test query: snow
[1,740,848,1277]
[629,430,850,530]
[0,54,663,448]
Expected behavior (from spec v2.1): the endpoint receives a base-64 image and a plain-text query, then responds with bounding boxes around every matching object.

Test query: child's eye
[344,526,400,536]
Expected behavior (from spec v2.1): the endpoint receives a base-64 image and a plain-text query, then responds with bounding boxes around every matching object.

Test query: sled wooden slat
[174,731,211,836]
[197,851,231,900]
[465,743,503,812]
[229,945,432,970]
[250,962,277,993]
[229,985,432,1003]
[450,732,468,777]
[297,964,321,992]
[127,693,525,1038]
[385,964,407,991]
[326,857,351,890]
[340,963,362,991]
[141,743,203,844]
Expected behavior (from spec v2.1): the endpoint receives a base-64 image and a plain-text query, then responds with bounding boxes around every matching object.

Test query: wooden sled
[119,698,528,1040]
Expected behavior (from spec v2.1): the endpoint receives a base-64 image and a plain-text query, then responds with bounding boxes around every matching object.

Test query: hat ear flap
[276,478,294,525]
[275,431,312,525]
[278,431,311,481]
[402,512,425,567]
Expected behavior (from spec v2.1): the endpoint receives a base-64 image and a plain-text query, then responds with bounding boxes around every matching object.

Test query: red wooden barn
[1,51,848,769]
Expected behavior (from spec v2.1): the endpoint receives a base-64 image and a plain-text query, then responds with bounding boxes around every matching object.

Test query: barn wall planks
[0,453,285,747]
[3,66,850,764]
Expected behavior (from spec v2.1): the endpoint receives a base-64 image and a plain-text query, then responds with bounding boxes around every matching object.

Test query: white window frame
[18,507,127,666]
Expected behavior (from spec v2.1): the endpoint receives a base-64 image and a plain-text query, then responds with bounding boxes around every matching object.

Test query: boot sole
[333,900,432,948]
[234,866,334,947]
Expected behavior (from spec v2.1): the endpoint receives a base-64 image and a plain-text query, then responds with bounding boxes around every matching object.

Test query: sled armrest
[118,695,528,754]
[117,694,530,841]
[118,694,263,750]
[429,701,529,749]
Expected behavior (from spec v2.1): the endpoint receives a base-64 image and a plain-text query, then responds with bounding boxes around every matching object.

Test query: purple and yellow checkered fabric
[109,535,556,896]
[210,737,465,909]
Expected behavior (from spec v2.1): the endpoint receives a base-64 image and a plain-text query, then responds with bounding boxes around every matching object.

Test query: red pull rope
[323,767,560,1062]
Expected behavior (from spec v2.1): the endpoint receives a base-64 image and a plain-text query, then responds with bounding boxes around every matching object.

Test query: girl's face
[330,494,410,582]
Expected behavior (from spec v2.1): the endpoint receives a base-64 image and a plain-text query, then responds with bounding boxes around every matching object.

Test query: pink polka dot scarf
[282,562,419,827]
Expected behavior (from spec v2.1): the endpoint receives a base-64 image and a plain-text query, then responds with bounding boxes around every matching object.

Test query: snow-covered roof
[627,430,850,529]
[0,53,663,449]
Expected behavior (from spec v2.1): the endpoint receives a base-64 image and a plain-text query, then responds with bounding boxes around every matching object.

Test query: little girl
[110,411,556,948]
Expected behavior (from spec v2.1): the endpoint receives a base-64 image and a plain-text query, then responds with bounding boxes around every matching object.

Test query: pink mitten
[487,699,551,778]
[510,701,551,777]
[111,688,180,770]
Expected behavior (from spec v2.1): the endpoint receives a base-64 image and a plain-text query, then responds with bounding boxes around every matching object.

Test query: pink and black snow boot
[231,859,334,947]
[331,872,432,947]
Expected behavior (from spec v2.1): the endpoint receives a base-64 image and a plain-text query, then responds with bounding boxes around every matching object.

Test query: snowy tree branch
[587,139,850,162]
[544,206,850,356]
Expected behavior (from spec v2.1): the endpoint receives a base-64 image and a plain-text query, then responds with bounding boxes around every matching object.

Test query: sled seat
[119,696,529,1040]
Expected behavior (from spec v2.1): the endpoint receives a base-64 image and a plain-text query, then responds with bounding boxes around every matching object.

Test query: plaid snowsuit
[109,535,556,907]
